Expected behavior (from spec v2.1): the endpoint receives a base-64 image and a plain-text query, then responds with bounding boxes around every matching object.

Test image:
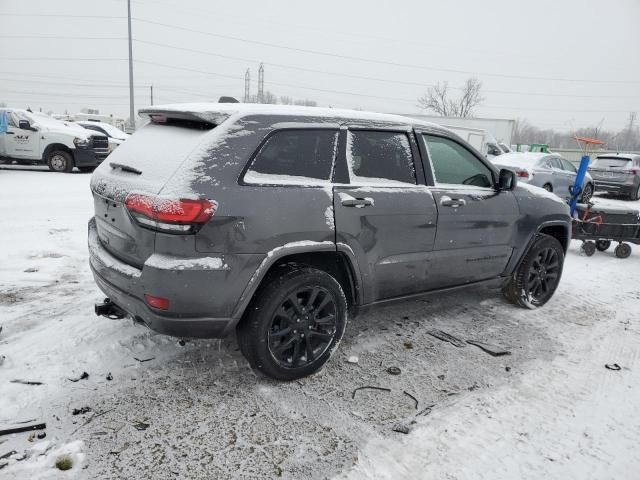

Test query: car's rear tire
[542,183,553,192]
[581,183,594,203]
[47,150,74,173]
[503,234,564,309]
[630,184,640,201]
[237,266,347,381]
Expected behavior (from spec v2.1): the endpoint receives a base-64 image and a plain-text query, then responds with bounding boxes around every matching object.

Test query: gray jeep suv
[89,104,571,380]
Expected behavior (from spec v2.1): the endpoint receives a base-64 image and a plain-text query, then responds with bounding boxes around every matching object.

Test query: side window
[347,130,416,185]
[548,158,562,169]
[7,113,18,128]
[423,135,494,188]
[560,158,576,172]
[244,129,338,185]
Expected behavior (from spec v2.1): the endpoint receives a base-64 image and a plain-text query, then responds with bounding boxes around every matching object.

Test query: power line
[134,59,640,113]
[0,35,126,40]
[0,13,125,19]
[0,57,126,61]
[133,18,640,85]
[133,38,640,100]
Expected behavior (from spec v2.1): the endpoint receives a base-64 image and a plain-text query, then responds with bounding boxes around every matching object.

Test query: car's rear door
[548,156,572,198]
[419,132,520,288]
[333,127,438,303]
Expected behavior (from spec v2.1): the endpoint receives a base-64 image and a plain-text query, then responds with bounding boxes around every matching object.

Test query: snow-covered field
[1,166,639,479]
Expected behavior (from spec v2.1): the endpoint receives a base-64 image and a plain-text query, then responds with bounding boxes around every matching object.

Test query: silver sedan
[491,152,594,202]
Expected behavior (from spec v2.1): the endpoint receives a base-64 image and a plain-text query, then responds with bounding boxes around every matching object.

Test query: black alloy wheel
[267,286,337,369]
[237,266,347,381]
[526,247,561,300]
[503,234,564,309]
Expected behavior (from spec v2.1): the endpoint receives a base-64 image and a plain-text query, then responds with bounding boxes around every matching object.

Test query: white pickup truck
[0,108,110,172]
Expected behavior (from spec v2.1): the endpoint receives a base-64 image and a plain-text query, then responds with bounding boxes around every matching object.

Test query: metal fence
[551,148,640,166]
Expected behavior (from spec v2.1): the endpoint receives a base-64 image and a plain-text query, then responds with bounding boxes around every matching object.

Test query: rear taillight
[516,169,530,178]
[125,194,216,233]
[623,168,639,176]
[144,294,170,310]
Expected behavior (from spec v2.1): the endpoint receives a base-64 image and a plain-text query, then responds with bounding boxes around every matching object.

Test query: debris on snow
[392,424,411,434]
[9,379,43,386]
[55,455,73,471]
[416,404,435,417]
[427,329,466,348]
[605,363,622,371]
[403,341,414,349]
[0,422,46,437]
[134,356,155,363]
[352,386,391,399]
[386,366,401,375]
[67,371,89,382]
[72,407,92,416]
[346,355,359,364]
[466,339,511,357]
[132,421,150,431]
[403,390,419,410]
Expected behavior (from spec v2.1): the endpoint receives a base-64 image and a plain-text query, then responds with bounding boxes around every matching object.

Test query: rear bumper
[91,266,236,337]
[88,218,264,338]
[594,181,636,195]
[74,147,110,168]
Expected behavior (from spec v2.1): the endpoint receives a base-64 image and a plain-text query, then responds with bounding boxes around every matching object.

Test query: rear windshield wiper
[110,162,142,175]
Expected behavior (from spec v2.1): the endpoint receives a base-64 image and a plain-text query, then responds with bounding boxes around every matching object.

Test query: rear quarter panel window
[346,130,416,185]
[243,129,338,185]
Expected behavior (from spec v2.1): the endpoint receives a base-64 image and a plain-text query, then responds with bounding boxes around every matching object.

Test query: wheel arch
[42,143,74,163]
[232,243,361,321]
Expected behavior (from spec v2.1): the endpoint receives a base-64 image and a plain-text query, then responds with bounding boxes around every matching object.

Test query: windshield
[592,157,632,169]
[83,122,127,139]
[24,111,88,133]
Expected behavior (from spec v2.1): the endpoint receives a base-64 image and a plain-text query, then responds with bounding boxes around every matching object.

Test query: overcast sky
[1,0,639,130]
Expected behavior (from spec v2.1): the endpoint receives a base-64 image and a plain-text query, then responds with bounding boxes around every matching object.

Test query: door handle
[440,196,466,207]
[340,193,374,208]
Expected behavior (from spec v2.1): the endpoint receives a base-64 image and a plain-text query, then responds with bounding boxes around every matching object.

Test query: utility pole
[244,69,250,103]
[127,0,135,129]
[150,85,154,105]
[258,63,264,104]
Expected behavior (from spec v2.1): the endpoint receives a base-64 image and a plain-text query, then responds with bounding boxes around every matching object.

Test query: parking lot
[0,166,639,479]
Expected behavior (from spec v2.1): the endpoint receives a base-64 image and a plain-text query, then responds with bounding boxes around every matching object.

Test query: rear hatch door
[590,157,632,182]
[90,122,215,268]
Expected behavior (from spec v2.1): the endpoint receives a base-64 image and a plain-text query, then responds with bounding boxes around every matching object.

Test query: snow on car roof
[140,102,446,129]
[491,152,552,168]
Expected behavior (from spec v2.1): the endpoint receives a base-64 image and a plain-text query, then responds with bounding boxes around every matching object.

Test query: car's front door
[5,112,40,159]
[420,133,520,288]
[333,128,438,303]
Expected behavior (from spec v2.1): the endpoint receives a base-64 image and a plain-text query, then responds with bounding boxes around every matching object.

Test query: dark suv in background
[589,154,640,200]
[89,104,571,380]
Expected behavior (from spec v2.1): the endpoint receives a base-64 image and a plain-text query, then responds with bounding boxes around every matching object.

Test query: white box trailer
[401,114,515,147]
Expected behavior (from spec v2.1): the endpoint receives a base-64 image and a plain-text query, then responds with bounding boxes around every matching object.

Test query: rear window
[244,129,338,185]
[347,130,416,185]
[593,157,632,169]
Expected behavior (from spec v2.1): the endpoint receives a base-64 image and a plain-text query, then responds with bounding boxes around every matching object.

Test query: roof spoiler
[139,107,233,128]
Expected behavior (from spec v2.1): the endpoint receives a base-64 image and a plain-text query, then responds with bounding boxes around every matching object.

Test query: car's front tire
[47,150,74,173]
[503,234,564,309]
[237,266,347,381]
[581,183,594,203]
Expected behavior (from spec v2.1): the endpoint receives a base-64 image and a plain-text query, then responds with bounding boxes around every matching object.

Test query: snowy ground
[1,166,639,479]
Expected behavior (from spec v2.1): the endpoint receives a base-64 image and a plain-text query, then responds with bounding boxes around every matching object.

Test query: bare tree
[417,77,484,118]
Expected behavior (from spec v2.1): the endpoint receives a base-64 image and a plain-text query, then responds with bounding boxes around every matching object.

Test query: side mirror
[18,119,34,130]
[497,168,517,191]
